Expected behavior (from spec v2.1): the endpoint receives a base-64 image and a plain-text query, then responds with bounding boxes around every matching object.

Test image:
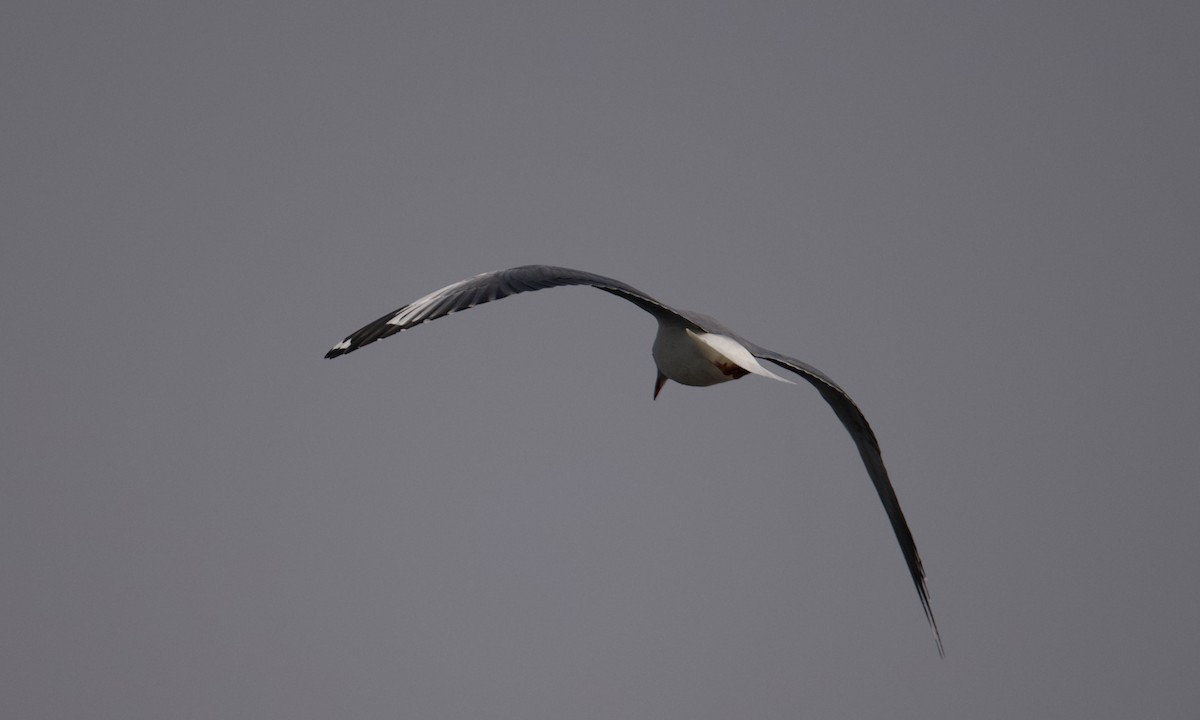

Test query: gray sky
[4,2,1198,718]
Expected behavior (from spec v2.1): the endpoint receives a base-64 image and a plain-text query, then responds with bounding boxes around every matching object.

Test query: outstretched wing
[325,265,685,359]
[747,344,944,657]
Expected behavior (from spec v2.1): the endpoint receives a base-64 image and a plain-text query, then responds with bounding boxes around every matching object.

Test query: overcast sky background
[4,2,1198,718]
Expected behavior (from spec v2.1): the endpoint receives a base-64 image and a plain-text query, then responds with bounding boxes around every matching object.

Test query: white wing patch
[687,330,794,384]
[387,274,480,327]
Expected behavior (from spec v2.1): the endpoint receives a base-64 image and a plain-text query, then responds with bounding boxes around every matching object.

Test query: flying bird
[325,264,942,656]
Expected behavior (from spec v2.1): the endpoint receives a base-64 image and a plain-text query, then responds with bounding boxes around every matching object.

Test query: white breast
[651,324,794,387]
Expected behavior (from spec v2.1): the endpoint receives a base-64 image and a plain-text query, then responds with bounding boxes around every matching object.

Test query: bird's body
[326,264,943,656]
[653,322,790,389]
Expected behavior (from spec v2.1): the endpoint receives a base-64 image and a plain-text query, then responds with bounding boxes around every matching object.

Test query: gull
[325,264,942,655]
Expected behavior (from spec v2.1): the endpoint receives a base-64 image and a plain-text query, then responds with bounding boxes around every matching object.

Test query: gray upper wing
[325,265,689,359]
[747,343,944,656]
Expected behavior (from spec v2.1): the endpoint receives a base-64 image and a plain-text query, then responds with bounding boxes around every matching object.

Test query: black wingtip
[324,346,348,359]
[917,581,944,658]
[929,611,945,658]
